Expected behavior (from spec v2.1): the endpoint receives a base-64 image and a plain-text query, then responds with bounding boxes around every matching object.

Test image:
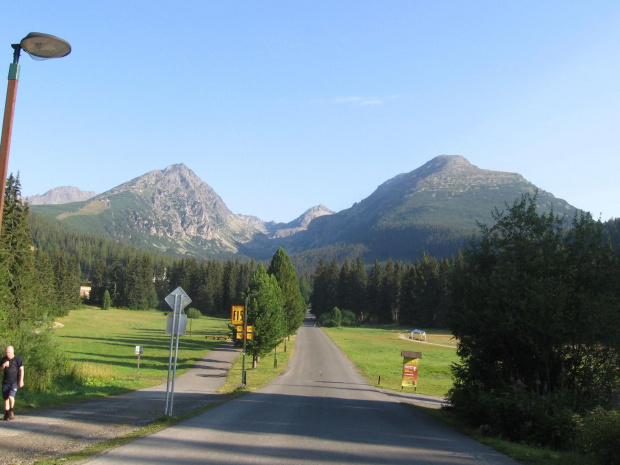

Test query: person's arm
[1,360,7,370]
[19,365,24,388]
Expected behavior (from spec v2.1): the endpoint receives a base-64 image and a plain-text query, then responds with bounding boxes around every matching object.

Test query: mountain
[26,186,97,205]
[279,155,578,262]
[30,156,580,264]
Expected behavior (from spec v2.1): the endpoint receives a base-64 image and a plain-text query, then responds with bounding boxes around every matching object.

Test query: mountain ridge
[29,155,580,263]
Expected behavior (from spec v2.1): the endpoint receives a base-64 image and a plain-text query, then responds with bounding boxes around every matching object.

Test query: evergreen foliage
[447,193,620,448]
[102,290,111,309]
[0,175,77,392]
[267,248,306,337]
[246,263,285,367]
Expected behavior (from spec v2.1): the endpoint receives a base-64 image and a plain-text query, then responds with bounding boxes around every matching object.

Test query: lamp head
[20,32,71,60]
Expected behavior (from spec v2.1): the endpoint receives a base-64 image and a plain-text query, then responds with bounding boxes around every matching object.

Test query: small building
[80,285,91,299]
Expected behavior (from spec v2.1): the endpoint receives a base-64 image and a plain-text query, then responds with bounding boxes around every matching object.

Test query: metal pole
[164,294,178,415]
[241,295,248,385]
[170,296,182,415]
[0,45,21,231]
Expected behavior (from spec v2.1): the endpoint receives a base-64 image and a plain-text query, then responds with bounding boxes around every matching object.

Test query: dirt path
[0,342,240,465]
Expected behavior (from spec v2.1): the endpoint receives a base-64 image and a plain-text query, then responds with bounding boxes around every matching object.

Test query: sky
[2,1,619,223]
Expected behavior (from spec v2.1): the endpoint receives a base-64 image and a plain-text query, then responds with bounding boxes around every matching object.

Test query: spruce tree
[267,248,306,336]
[246,263,285,367]
[0,175,44,327]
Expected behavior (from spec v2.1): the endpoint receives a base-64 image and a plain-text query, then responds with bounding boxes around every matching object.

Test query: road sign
[235,325,253,340]
[166,314,187,335]
[165,287,192,313]
[231,305,244,325]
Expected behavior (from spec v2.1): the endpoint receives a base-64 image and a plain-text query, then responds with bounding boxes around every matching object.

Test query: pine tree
[366,261,383,322]
[0,175,44,327]
[349,257,368,322]
[267,248,306,336]
[246,263,285,367]
[102,289,112,309]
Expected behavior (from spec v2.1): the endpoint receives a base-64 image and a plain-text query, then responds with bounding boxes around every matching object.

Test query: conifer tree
[366,260,383,322]
[267,248,306,336]
[102,289,112,309]
[246,263,285,367]
[0,175,43,327]
[348,257,368,322]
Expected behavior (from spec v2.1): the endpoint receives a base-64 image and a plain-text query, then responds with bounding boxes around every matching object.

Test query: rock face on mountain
[87,164,260,255]
[26,186,96,205]
[30,156,579,263]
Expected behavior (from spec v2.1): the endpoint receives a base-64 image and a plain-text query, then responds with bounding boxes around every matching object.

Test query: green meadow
[22,307,231,408]
[321,326,458,397]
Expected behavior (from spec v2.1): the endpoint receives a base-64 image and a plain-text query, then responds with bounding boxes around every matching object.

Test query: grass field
[322,326,599,465]
[321,325,457,397]
[21,307,231,408]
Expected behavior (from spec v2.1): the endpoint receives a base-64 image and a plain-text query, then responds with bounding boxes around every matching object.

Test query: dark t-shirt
[1,355,23,384]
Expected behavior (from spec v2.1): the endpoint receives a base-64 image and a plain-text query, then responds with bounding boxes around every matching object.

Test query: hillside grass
[20,307,231,408]
[321,325,456,397]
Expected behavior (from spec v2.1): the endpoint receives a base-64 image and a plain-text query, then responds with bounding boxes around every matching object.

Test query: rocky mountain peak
[26,186,97,205]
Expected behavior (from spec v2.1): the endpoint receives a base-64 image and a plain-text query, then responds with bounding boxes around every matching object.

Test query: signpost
[135,345,143,377]
[401,351,422,392]
[235,325,253,340]
[164,287,192,416]
[231,305,244,325]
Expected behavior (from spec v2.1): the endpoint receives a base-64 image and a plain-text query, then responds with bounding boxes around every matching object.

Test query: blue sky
[2,1,619,223]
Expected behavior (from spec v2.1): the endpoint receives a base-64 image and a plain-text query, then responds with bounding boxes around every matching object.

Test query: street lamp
[241,290,259,385]
[0,32,71,231]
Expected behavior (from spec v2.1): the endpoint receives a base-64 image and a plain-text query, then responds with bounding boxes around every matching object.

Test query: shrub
[3,323,76,393]
[574,407,620,465]
[318,307,342,327]
[186,308,201,319]
[341,309,357,326]
[448,381,576,449]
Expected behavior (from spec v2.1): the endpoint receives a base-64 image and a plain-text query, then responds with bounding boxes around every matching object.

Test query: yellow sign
[231,305,244,325]
[401,357,419,388]
[235,325,254,340]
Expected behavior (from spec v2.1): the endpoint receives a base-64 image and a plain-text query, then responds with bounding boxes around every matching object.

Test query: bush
[319,307,342,327]
[341,309,357,326]
[186,308,201,319]
[449,382,576,449]
[574,407,620,465]
[3,323,77,393]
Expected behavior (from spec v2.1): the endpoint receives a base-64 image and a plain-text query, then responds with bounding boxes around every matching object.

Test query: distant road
[85,320,519,465]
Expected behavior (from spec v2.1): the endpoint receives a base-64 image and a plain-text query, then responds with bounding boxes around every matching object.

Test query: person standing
[1,346,24,420]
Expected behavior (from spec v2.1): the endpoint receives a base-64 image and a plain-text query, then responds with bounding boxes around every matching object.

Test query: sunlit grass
[219,336,295,394]
[21,307,230,408]
[321,326,457,397]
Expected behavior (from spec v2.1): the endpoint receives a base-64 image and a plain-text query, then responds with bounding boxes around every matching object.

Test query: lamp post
[241,290,259,385]
[0,32,71,231]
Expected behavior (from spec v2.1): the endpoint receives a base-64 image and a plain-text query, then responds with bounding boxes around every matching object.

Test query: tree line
[310,253,455,328]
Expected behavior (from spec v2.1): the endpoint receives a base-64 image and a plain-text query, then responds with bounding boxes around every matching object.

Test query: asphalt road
[83,320,519,465]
